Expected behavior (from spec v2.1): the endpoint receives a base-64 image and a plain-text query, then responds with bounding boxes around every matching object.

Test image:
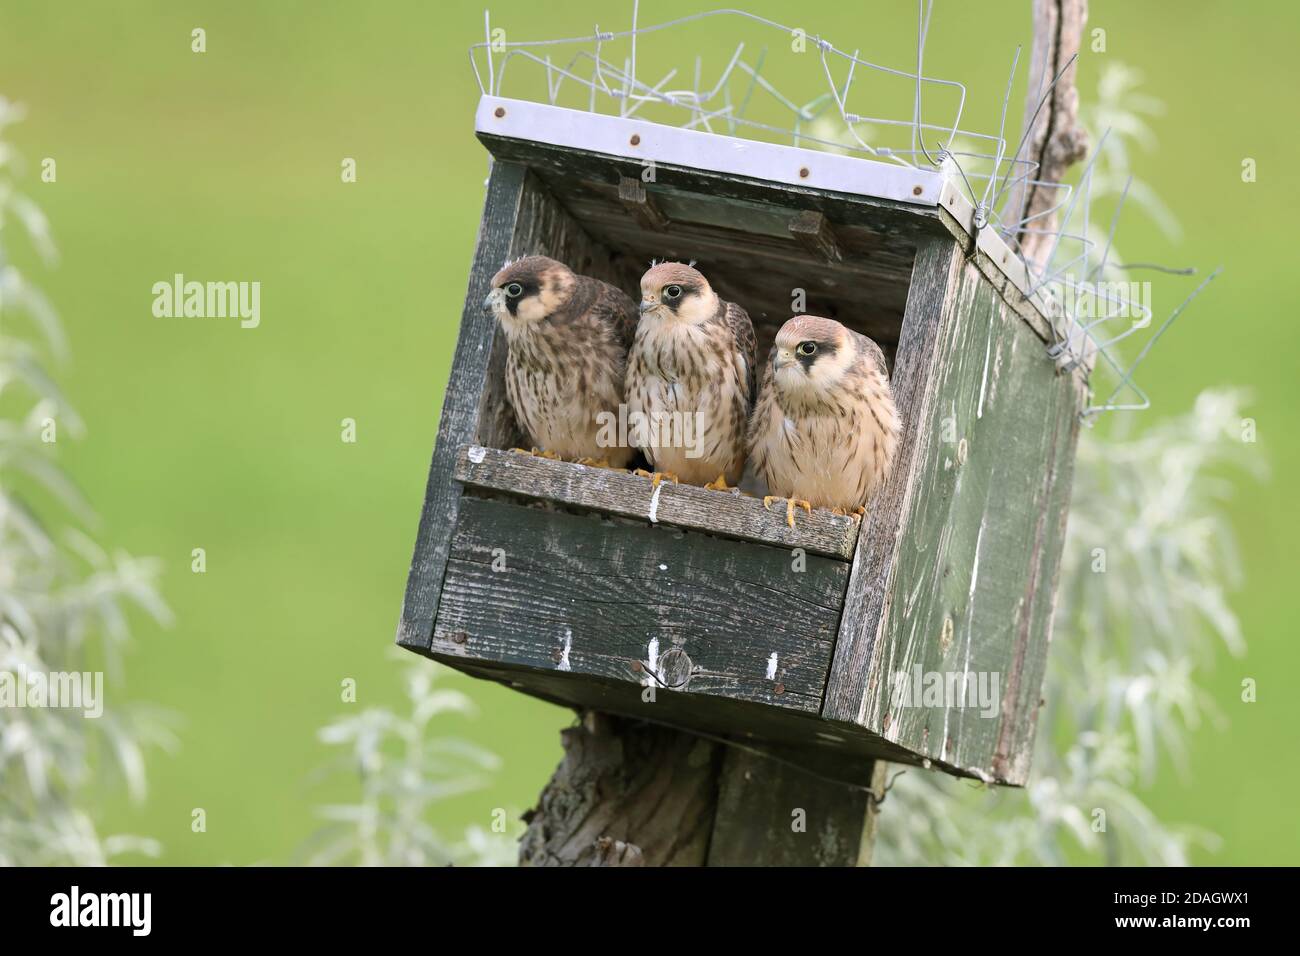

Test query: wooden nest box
[398,96,1087,787]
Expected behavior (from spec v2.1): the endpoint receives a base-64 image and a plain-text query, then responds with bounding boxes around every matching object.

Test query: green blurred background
[0,0,1294,865]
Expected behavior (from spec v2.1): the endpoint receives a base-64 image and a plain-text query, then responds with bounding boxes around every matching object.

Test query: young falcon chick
[484,255,637,467]
[626,262,757,488]
[748,315,900,528]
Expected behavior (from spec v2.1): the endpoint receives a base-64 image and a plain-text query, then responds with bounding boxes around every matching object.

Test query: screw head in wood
[630,660,643,672]
[913,185,924,196]
[630,133,641,146]
[773,682,785,695]
[493,106,505,118]
[798,167,810,179]
[451,631,468,644]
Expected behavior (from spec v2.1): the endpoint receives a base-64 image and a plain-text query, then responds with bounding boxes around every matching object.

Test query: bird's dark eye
[505,283,524,298]
[663,285,682,300]
[797,341,818,356]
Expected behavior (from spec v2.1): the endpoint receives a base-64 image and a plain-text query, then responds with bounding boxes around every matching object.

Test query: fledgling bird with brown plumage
[626,262,757,488]
[484,255,637,466]
[747,315,899,528]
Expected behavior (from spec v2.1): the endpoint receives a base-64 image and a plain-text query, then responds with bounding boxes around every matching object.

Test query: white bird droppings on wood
[647,481,663,523]
[557,628,572,671]
[645,637,659,687]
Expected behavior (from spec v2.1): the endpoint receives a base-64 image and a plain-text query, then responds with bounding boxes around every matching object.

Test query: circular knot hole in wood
[651,647,694,689]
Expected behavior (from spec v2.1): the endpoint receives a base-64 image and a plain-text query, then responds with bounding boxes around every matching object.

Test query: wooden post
[707,747,886,867]
[518,714,722,867]
[520,713,885,867]
[1005,0,1089,270]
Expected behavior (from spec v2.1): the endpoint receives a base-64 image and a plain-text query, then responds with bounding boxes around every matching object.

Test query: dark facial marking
[503,278,540,316]
[661,282,699,314]
[796,339,837,371]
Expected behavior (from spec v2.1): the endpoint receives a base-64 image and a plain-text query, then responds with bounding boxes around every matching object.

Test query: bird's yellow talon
[510,447,562,461]
[763,496,812,528]
[635,468,677,488]
[577,457,613,469]
[704,473,732,492]
[785,498,812,529]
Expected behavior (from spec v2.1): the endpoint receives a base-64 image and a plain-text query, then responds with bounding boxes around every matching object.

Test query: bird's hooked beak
[774,348,796,371]
[638,299,655,316]
[483,288,502,313]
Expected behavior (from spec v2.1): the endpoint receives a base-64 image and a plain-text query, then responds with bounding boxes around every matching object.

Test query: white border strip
[938,177,1062,332]
[475,96,943,207]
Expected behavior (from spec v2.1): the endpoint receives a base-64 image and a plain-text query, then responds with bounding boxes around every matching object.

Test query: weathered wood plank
[992,364,1083,781]
[449,656,918,790]
[934,199,1099,386]
[788,209,843,265]
[396,161,530,651]
[433,496,847,712]
[617,176,669,232]
[706,749,885,867]
[453,444,861,560]
[858,259,1083,785]
[826,235,964,720]
[479,133,947,242]
[399,163,629,651]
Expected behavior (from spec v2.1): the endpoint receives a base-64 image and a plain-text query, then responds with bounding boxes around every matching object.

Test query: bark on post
[518,712,723,867]
[519,712,885,867]
[1006,0,1090,270]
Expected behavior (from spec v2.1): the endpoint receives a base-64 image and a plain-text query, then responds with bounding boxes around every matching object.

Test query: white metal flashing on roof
[938,176,1064,331]
[475,96,944,207]
[474,94,1062,334]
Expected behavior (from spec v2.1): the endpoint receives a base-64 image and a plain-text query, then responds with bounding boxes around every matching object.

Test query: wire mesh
[468,2,1218,419]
